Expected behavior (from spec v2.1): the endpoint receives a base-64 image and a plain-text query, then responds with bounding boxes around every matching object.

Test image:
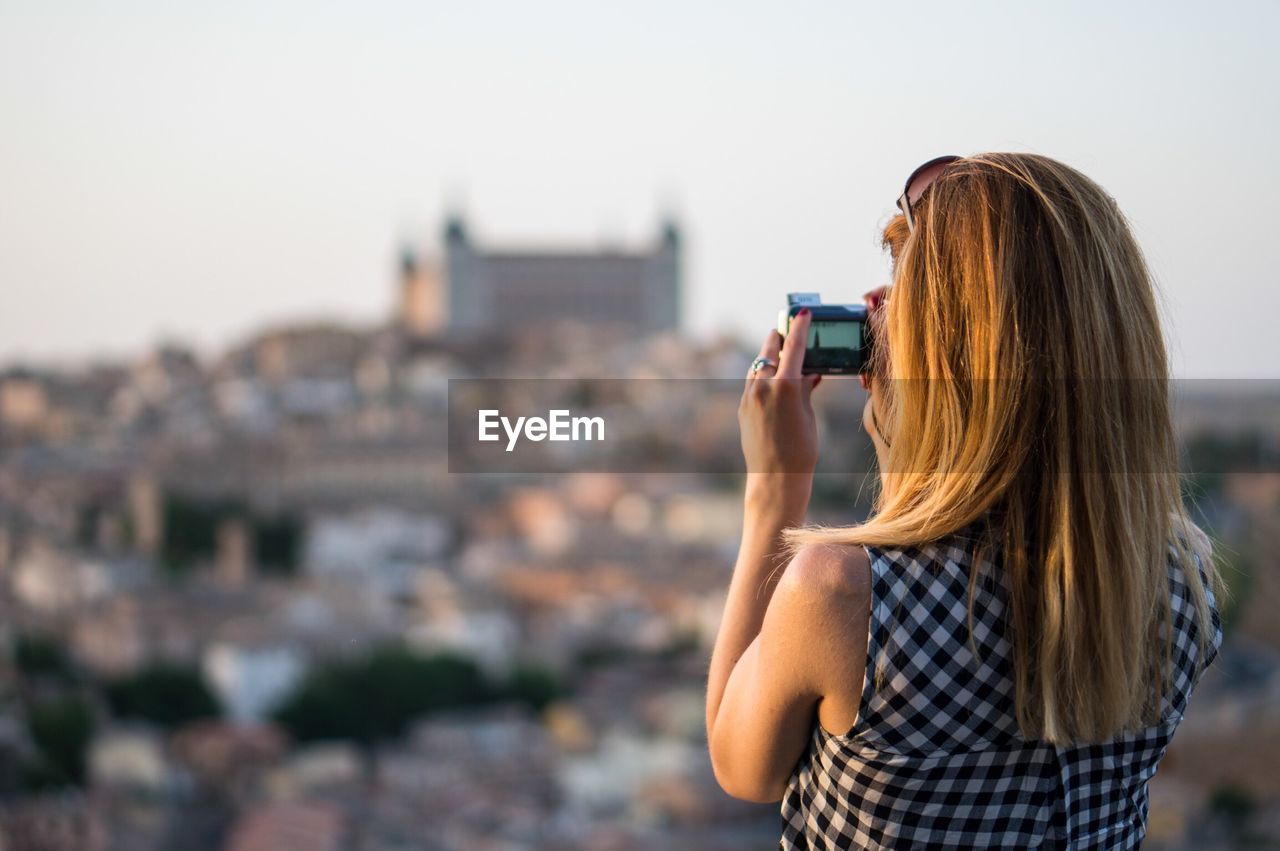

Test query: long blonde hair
[788,153,1219,744]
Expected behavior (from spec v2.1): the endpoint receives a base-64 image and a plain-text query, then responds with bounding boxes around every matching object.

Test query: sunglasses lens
[906,157,960,207]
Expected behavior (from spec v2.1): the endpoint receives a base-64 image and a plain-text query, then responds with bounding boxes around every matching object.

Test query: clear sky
[1,0,1276,376]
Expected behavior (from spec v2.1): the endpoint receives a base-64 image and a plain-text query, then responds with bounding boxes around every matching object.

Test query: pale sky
[1,0,1276,377]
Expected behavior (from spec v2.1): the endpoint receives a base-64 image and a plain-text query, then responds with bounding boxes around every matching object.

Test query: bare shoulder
[776,542,871,606]
[768,541,873,705]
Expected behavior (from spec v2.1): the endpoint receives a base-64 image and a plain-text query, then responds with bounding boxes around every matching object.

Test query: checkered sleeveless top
[780,529,1222,850]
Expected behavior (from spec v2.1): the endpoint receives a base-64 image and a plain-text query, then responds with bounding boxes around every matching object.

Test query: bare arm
[705,311,871,802]
[703,485,804,766]
[705,288,892,802]
[706,316,816,748]
[706,540,872,802]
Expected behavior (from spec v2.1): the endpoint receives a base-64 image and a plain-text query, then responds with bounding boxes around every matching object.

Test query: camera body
[777,292,874,375]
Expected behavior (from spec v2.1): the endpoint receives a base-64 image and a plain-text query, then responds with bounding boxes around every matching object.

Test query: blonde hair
[787,153,1219,744]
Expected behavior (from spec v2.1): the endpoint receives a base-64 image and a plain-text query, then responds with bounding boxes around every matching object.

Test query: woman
[705,153,1223,849]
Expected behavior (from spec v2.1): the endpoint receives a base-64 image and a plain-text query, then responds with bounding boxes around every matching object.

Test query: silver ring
[750,356,777,375]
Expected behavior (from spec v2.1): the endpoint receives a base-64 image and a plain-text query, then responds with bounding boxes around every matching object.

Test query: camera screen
[807,320,861,350]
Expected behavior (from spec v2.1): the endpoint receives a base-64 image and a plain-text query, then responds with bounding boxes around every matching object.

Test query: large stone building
[398,216,682,337]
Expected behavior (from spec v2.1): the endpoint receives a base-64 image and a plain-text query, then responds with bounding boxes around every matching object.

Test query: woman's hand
[738,309,821,524]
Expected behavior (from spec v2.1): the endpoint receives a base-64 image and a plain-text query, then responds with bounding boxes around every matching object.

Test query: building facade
[440,216,681,335]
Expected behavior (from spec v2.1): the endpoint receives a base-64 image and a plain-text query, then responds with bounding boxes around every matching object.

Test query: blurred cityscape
[0,218,1278,850]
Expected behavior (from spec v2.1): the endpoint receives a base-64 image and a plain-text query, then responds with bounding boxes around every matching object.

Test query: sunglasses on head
[897,155,962,232]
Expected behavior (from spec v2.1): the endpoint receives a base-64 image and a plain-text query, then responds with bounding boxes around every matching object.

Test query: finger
[758,328,783,361]
[802,373,822,405]
[749,329,783,378]
[777,309,810,378]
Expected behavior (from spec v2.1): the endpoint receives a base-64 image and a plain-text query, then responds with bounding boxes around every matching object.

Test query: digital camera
[777,292,874,375]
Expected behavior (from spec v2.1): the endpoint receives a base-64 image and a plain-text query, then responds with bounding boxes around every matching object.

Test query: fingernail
[798,308,809,316]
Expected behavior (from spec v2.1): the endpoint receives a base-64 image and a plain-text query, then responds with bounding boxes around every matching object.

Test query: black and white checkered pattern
[780,529,1222,850]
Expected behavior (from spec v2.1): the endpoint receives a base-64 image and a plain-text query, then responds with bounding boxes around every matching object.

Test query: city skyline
[1,5,1276,847]
[2,1,1277,377]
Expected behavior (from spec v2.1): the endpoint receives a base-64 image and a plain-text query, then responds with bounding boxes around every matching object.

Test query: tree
[273,647,494,744]
[160,493,300,574]
[253,512,302,574]
[1208,784,1255,823]
[25,696,93,787]
[504,664,566,712]
[105,665,221,729]
[160,494,229,571]
[13,634,75,681]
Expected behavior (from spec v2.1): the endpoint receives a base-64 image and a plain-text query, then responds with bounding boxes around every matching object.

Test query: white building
[203,641,305,724]
[89,729,169,793]
[10,543,110,614]
[304,508,450,597]
[558,729,700,816]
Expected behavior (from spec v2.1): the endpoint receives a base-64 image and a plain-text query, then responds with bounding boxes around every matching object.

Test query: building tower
[398,247,444,336]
